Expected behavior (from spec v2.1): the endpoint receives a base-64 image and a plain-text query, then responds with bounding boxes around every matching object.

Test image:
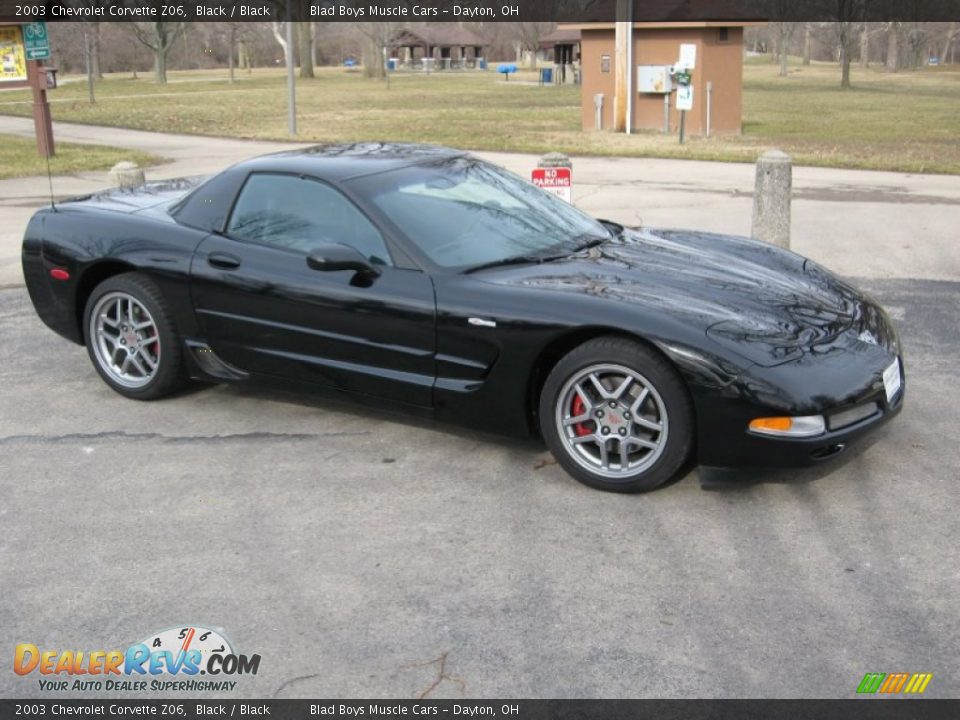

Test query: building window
[601,54,611,73]
[718,28,730,43]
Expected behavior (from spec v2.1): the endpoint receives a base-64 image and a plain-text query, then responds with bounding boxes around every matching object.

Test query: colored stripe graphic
[880,673,909,693]
[857,672,932,694]
[857,673,886,694]
[904,673,933,694]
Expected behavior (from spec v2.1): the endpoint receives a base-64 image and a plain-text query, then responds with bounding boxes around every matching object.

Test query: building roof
[541,28,582,44]
[391,27,486,48]
[560,21,764,31]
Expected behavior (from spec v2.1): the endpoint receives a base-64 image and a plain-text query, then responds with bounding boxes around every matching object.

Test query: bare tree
[902,22,929,68]
[816,4,867,89]
[942,22,958,64]
[860,22,873,66]
[91,22,103,78]
[354,22,403,80]
[802,23,813,65]
[298,22,314,78]
[82,24,95,103]
[510,22,555,69]
[216,22,244,83]
[885,22,901,71]
[130,22,185,84]
[771,22,797,76]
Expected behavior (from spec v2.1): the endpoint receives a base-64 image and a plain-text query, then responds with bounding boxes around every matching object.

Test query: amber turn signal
[749,415,825,438]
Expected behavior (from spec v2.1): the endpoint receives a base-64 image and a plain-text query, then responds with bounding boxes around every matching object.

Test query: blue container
[387,58,397,71]
[479,59,487,70]
[541,68,553,84]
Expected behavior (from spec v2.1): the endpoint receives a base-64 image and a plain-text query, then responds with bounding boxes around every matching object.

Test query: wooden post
[29,61,54,158]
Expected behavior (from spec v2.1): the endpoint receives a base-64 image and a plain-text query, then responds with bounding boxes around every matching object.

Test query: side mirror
[306,243,380,277]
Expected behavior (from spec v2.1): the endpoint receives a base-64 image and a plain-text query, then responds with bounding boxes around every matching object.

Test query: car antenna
[44,151,56,211]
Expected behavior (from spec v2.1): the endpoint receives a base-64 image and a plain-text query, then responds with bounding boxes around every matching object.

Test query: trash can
[540,68,553,85]
[479,58,487,70]
[387,58,398,71]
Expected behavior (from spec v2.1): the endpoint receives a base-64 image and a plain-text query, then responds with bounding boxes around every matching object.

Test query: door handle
[208,253,241,270]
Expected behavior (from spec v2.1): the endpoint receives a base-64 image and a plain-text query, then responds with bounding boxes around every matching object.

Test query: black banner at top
[0,700,959,720]
[0,0,958,24]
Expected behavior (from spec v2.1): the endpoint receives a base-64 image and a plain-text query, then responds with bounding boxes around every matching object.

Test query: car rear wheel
[83,273,187,400]
[539,337,694,493]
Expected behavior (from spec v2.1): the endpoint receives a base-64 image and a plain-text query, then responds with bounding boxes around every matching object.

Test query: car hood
[487,228,882,367]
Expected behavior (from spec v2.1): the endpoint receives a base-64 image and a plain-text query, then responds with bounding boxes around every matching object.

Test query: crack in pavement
[271,672,323,698]
[577,180,960,205]
[0,430,370,445]
[404,651,466,699]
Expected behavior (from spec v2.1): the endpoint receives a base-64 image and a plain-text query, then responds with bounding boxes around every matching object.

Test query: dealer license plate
[883,358,902,404]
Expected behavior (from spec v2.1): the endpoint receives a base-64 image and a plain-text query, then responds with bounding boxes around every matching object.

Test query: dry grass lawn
[1,59,958,174]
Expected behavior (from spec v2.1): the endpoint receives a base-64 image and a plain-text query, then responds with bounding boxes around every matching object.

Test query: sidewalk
[2,116,958,288]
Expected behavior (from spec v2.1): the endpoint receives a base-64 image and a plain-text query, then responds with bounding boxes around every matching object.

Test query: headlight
[748,415,825,438]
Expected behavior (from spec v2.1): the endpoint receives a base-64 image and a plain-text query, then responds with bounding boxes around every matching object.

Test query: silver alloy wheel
[555,363,669,480]
[89,291,161,389]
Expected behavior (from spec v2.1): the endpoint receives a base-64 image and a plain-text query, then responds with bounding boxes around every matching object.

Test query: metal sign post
[674,67,693,146]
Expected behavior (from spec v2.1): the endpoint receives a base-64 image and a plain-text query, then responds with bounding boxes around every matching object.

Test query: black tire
[82,272,188,400]
[538,337,694,493]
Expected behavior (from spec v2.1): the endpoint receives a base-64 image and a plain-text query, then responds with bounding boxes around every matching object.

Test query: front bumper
[695,353,905,472]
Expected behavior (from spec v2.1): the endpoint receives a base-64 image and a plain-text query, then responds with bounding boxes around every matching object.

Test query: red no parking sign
[532,167,572,203]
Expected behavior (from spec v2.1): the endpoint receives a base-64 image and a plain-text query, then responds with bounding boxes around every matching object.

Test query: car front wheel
[83,272,187,400]
[539,337,694,493]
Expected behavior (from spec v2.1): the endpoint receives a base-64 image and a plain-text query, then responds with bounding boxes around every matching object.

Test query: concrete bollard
[108,161,145,189]
[751,150,792,249]
[538,152,572,170]
[536,152,573,203]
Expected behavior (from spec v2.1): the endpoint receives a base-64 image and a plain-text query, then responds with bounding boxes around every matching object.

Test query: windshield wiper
[599,219,625,238]
[566,233,610,254]
[464,254,560,274]
[464,232,612,274]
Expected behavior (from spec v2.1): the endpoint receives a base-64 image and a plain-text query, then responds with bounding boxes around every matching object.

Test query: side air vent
[186,341,249,381]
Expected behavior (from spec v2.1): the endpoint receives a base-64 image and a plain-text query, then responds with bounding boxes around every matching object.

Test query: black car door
[189,172,436,408]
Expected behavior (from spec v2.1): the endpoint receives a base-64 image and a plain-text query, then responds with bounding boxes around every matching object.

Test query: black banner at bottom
[1,700,959,720]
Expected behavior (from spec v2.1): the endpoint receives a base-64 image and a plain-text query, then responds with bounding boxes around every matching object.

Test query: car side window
[226,173,392,265]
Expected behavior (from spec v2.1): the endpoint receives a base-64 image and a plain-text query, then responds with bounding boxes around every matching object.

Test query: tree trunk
[886,23,900,71]
[803,24,811,65]
[942,23,956,63]
[311,23,318,67]
[155,49,167,84]
[298,22,314,78]
[84,27,96,104]
[362,37,384,79]
[839,25,852,88]
[228,26,235,83]
[860,27,869,67]
[92,23,103,78]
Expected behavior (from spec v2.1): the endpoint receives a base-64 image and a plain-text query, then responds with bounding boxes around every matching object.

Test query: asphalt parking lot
[1,275,957,699]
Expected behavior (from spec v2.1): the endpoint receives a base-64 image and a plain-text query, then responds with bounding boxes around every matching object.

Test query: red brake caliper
[571,394,591,437]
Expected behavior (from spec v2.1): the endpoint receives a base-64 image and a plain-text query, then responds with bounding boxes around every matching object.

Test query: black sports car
[22,143,904,492]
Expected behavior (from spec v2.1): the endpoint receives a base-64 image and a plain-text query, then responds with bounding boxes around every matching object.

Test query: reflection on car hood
[61,176,207,215]
[490,228,872,366]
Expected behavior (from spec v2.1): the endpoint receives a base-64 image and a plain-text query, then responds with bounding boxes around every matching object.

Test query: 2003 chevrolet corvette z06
[22,144,904,492]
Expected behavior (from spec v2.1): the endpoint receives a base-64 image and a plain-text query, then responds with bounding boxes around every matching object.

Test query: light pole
[286,3,296,136]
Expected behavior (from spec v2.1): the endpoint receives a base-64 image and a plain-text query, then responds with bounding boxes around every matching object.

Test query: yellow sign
[0,26,27,83]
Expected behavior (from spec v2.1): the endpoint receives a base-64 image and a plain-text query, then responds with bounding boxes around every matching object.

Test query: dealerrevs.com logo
[14,626,261,692]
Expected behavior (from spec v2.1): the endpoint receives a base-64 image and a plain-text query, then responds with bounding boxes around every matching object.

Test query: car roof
[233,142,469,182]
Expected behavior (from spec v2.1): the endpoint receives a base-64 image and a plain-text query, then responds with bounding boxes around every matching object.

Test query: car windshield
[349,158,610,270]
